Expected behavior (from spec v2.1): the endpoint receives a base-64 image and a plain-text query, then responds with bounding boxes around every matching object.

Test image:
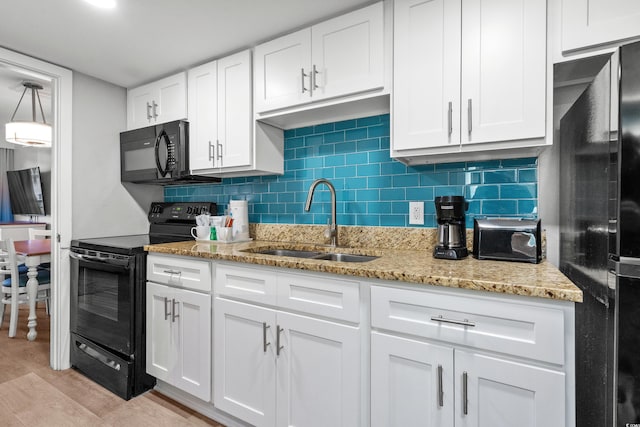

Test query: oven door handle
[70,252,131,269]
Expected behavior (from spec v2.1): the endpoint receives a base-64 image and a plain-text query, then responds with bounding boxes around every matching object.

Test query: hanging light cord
[9,83,47,124]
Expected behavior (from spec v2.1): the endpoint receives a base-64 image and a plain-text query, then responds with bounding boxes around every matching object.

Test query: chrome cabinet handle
[467,99,472,134]
[437,365,444,407]
[208,141,214,162]
[276,325,284,356]
[163,269,181,276]
[146,102,152,120]
[447,101,453,138]
[462,371,469,415]
[152,100,158,119]
[163,297,170,321]
[171,299,179,322]
[312,64,319,92]
[263,322,271,353]
[301,68,308,93]
[431,315,476,328]
[216,140,223,163]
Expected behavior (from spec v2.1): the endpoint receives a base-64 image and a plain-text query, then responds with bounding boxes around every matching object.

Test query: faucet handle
[324,218,336,240]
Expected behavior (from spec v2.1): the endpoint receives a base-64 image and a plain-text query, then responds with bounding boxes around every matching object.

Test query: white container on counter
[229,200,249,240]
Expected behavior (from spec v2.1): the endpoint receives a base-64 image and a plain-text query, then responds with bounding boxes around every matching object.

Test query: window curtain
[0,148,14,222]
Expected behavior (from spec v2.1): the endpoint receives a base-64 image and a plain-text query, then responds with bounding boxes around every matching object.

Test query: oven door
[70,249,136,355]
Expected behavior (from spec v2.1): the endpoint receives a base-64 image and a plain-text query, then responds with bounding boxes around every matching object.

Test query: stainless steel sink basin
[243,248,379,263]
[255,249,322,258]
[312,253,379,262]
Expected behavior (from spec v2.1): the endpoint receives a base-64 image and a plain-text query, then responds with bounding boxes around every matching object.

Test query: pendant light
[5,82,52,148]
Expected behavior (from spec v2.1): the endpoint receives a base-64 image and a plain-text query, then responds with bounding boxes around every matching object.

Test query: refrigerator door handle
[611,259,640,280]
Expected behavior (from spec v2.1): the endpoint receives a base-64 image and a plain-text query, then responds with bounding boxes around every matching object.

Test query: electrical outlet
[409,201,424,225]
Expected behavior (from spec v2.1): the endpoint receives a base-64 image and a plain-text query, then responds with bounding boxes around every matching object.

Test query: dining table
[14,239,51,341]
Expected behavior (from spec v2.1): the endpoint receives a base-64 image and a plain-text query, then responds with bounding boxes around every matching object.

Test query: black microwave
[120,120,220,185]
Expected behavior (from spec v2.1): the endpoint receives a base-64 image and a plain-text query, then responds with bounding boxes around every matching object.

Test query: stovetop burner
[71,202,217,255]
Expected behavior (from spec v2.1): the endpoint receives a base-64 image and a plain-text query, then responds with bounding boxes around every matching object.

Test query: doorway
[0,47,72,370]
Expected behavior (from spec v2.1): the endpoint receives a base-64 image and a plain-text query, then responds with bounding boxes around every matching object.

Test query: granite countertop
[144,233,582,303]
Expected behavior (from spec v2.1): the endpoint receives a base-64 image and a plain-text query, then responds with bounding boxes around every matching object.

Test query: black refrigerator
[559,40,640,427]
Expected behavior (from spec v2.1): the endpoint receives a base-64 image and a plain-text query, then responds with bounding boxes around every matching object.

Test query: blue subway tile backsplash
[165,114,538,228]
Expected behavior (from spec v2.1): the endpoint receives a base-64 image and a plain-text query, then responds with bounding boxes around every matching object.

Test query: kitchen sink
[243,247,379,263]
[254,249,322,258]
[312,253,379,262]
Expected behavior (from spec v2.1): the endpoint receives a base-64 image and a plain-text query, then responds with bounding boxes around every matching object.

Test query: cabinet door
[393,0,461,151]
[217,50,252,170]
[276,311,360,427]
[371,332,454,427]
[311,2,384,101]
[173,288,211,402]
[254,29,312,113]
[188,61,218,171]
[454,350,565,427]
[127,85,155,129]
[214,298,277,427]
[127,73,187,130]
[461,0,546,145]
[146,282,175,383]
[562,0,640,51]
[154,72,187,125]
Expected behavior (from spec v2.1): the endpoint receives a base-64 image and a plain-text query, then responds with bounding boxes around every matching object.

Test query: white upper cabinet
[188,50,283,177]
[187,61,218,171]
[461,0,546,145]
[127,72,187,130]
[562,0,640,52]
[310,3,384,101]
[254,2,384,114]
[392,0,461,151]
[392,0,547,162]
[217,51,253,170]
[254,29,312,113]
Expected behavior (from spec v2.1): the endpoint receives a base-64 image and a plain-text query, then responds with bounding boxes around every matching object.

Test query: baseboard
[153,380,249,427]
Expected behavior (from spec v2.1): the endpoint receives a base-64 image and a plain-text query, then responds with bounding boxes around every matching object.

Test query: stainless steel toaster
[472,218,542,263]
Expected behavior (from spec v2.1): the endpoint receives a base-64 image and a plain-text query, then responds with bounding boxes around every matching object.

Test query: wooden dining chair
[0,238,51,338]
[27,227,52,274]
[0,229,7,258]
[28,228,52,240]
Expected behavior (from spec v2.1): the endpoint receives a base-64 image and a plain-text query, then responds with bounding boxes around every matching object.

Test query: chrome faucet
[304,178,338,247]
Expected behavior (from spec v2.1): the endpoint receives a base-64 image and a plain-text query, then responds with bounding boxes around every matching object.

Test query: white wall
[71,72,162,239]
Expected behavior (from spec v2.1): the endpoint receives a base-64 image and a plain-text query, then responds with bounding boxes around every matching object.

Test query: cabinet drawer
[371,286,565,365]
[147,254,211,292]
[215,263,277,306]
[277,272,360,323]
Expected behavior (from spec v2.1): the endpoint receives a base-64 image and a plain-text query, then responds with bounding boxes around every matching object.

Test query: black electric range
[71,201,217,255]
[69,202,216,400]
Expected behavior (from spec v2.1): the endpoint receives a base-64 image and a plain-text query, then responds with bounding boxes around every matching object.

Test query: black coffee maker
[434,196,468,260]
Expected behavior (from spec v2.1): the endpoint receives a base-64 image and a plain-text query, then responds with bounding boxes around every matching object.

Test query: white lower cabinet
[371,332,565,427]
[370,285,572,427]
[213,264,361,427]
[454,350,564,427]
[146,255,212,402]
[276,310,360,427]
[144,257,574,427]
[371,332,454,427]
[213,298,276,426]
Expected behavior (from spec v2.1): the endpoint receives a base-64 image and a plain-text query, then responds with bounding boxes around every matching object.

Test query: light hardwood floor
[0,306,225,427]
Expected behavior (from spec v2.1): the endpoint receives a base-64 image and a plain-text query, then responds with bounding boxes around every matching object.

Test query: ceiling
[0,0,377,89]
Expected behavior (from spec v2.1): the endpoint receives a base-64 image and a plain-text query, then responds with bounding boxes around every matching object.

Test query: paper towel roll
[229,200,249,240]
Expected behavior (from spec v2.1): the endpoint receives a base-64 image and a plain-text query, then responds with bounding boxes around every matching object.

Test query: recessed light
[83,0,116,9]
